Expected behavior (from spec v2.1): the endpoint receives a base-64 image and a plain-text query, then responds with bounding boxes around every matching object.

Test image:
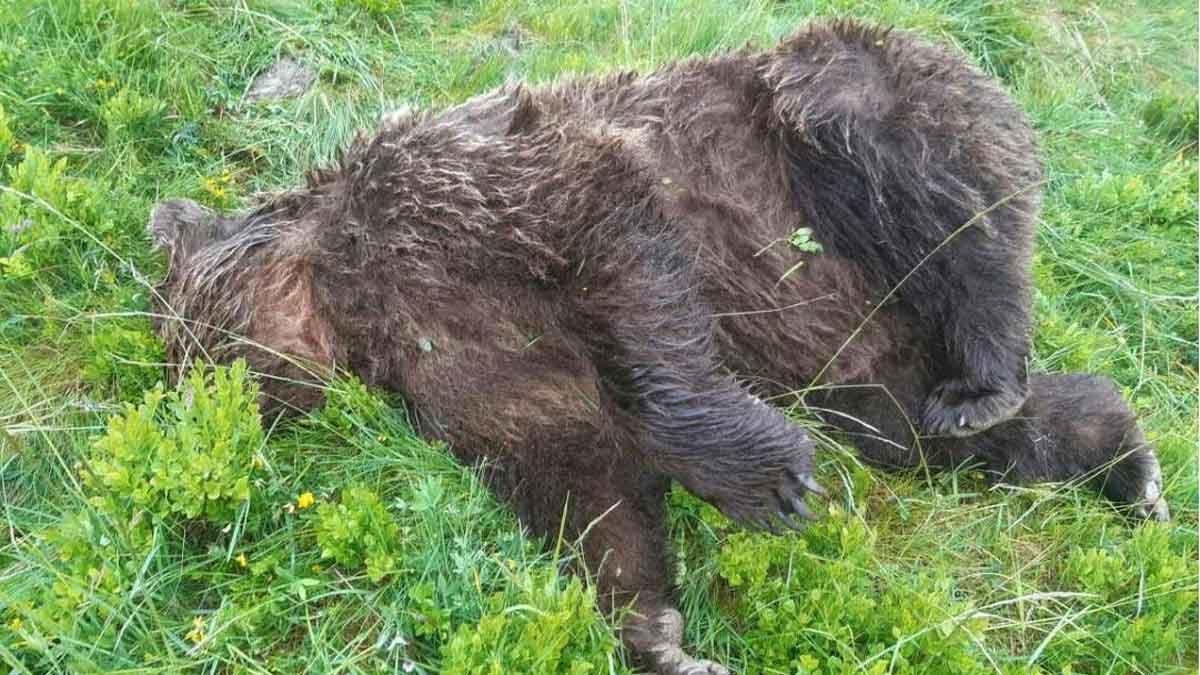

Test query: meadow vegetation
[0,0,1195,672]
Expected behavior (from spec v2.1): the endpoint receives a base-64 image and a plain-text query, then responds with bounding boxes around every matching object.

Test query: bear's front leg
[572,227,825,530]
[559,458,734,675]
[921,263,1033,438]
[636,386,823,531]
[524,461,733,675]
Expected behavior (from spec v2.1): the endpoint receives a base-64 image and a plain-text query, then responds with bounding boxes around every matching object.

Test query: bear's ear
[439,84,540,138]
[148,198,214,254]
[149,198,254,263]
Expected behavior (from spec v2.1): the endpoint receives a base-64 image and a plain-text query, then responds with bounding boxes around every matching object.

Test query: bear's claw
[922,378,1027,437]
[1130,454,1171,522]
[652,646,732,675]
[641,609,733,675]
[697,436,824,532]
[797,472,828,498]
[756,461,824,532]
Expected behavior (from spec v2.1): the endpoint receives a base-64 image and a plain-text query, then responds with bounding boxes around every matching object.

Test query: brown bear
[148,20,1170,675]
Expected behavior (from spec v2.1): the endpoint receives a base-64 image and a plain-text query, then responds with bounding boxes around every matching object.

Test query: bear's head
[148,197,337,413]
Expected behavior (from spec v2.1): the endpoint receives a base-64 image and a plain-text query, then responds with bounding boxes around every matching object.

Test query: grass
[0,0,1195,673]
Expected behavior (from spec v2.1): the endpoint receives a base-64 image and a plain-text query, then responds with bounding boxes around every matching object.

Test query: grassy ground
[0,0,1195,673]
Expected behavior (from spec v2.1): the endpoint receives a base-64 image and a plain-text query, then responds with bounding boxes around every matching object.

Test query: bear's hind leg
[992,374,1170,520]
[764,20,1043,437]
[925,374,1168,519]
[822,367,1170,519]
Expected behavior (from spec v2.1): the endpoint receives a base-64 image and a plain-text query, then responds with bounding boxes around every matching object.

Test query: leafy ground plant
[0,0,1195,673]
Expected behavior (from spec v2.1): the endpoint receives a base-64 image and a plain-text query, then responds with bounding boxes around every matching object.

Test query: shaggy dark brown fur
[149,21,1169,674]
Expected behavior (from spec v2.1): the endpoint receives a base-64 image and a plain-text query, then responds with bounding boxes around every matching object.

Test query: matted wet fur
[149,20,1170,674]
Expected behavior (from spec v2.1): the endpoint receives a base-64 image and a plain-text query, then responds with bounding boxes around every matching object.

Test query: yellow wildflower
[186,616,205,645]
[7,617,21,631]
[297,492,316,510]
[201,176,227,200]
[235,552,248,568]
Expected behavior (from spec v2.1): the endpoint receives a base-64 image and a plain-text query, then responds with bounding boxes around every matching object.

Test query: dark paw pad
[923,379,1026,437]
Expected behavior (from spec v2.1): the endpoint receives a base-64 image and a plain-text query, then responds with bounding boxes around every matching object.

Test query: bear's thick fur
[149,21,1169,674]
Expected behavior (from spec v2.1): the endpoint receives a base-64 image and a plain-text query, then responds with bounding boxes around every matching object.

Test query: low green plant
[335,0,405,18]
[3,360,267,670]
[81,320,165,398]
[717,515,989,674]
[1141,92,1199,147]
[0,102,12,159]
[99,86,166,145]
[84,359,263,525]
[315,483,402,582]
[440,570,621,675]
[0,145,112,295]
[789,226,823,254]
[1052,525,1196,669]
